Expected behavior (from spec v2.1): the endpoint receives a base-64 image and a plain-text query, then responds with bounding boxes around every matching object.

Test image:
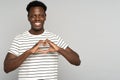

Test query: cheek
[30,18,35,22]
[28,17,34,22]
[41,16,46,21]
[41,18,45,21]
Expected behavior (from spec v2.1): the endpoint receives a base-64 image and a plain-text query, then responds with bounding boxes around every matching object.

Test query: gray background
[1,0,120,80]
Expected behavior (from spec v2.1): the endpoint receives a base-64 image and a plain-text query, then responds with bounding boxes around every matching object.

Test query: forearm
[4,50,31,73]
[57,48,81,66]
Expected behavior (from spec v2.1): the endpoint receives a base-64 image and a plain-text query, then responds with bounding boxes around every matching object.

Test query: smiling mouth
[35,22,41,26]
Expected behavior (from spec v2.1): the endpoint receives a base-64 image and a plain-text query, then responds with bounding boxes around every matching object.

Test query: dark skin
[4,6,81,73]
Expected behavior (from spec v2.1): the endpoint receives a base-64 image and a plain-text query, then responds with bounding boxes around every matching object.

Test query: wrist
[57,48,64,53]
[26,49,33,55]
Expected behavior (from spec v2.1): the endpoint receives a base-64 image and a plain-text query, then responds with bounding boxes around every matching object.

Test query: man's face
[28,6,46,31]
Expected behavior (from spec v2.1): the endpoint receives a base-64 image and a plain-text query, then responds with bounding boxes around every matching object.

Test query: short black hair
[26,0,47,12]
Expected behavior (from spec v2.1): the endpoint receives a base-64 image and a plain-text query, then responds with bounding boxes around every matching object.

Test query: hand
[29,39,61,54]
[29,40,44,54]
[46,39,61,53]
[36,39,61,53]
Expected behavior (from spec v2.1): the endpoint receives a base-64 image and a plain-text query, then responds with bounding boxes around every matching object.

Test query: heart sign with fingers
[35,39,60,54]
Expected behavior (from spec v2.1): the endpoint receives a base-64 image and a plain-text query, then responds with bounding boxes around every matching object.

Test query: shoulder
[45,30,65,42]
[45,30,60,38]
[44,30,56,35]
[13,31,28,41]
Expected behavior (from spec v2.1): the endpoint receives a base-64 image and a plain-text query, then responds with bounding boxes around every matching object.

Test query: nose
[35,16,40,21]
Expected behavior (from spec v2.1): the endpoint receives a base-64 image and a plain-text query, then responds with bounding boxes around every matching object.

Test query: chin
[33,27,43,31]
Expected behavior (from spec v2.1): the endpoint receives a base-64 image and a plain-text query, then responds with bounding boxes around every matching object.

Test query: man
[4,1,81,80]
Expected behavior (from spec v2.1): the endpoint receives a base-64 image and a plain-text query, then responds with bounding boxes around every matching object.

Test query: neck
[29,29,44,35]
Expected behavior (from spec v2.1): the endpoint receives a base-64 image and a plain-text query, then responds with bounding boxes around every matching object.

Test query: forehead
[29,6,45,13]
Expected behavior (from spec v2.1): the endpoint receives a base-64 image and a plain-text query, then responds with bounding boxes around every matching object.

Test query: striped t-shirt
[8,30,68,80]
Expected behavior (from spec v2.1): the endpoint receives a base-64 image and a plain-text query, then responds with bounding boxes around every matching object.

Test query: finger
[32,40,43,50]
[48,48,56,53]
[38,40,44,44]
[36,49,49,54]
[50,43,60,51]
[45,39,51,44]
[34,40,43,46]
[48,41,56,47]
[38,40,45,47]
[46,39,55,46]
[45,39,60,51]
[43,40,47,46]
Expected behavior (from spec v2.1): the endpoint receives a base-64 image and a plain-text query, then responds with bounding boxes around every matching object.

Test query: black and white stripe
[8,30,68,80]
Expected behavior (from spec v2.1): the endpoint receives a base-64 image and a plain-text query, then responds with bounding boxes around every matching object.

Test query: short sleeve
[56,35,69,49]
[8,37,20,56]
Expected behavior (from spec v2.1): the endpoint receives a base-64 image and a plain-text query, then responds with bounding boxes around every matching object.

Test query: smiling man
[4,1,81,80]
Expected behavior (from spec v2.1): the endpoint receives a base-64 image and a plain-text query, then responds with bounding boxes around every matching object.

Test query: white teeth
[35,23,41,25]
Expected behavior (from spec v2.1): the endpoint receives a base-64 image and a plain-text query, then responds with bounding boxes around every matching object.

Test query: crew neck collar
[27,30,46,36]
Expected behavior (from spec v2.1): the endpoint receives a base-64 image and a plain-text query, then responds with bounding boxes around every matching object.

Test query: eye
[30,15,36,18]
[39,14,46,18]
